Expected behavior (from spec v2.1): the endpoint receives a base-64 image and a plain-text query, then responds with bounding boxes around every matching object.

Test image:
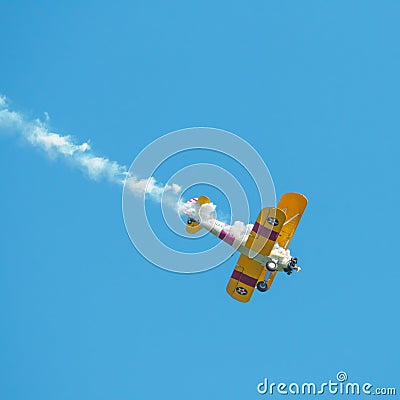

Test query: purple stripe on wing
[231,269,241,280]
[230,269,258,288]
[239,274,258,287]
[253,222,279,241]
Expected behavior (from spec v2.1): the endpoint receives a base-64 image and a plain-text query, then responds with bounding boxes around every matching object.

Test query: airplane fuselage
[198,218,292,272]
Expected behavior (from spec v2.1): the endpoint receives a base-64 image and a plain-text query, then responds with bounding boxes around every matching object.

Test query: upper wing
[245,207,287,257]
[260,193,308,290]
[276,193,308,249]
[226,207,286,303]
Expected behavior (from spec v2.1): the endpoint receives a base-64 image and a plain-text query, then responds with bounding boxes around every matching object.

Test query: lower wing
[226,207,286,302]
[226,255,265,302]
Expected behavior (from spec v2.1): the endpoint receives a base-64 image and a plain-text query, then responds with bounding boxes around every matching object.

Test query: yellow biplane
[183,193,308,303]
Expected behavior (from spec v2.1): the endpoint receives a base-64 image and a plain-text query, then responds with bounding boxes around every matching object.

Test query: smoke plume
[0,94,293,259]
[0,94,180,202]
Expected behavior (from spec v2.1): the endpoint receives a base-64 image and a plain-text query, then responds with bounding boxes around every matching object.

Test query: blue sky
[1,1,399,399]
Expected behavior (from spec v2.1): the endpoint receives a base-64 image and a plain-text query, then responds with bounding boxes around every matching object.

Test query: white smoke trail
[1,95,291,261]
[0,95,126,183]
[0,94,181,202]
[1,94,292,267]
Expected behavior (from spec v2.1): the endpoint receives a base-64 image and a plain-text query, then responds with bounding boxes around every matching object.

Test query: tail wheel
[266,261,277,272]
[257,281,268,292]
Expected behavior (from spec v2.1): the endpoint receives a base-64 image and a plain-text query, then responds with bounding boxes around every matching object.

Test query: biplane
[183,193,308,303]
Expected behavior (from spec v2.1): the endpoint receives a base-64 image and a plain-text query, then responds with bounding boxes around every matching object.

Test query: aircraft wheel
[266,261,277,272]
[257,281,268,292]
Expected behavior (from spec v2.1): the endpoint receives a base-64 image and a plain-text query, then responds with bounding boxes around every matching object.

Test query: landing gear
[256,281,268,292]
[266,260,277,272]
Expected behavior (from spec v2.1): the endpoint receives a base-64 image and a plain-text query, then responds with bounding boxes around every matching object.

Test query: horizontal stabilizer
[185,195,211,234]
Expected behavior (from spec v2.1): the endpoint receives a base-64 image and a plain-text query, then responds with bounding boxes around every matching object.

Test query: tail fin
[185,196,210,234]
